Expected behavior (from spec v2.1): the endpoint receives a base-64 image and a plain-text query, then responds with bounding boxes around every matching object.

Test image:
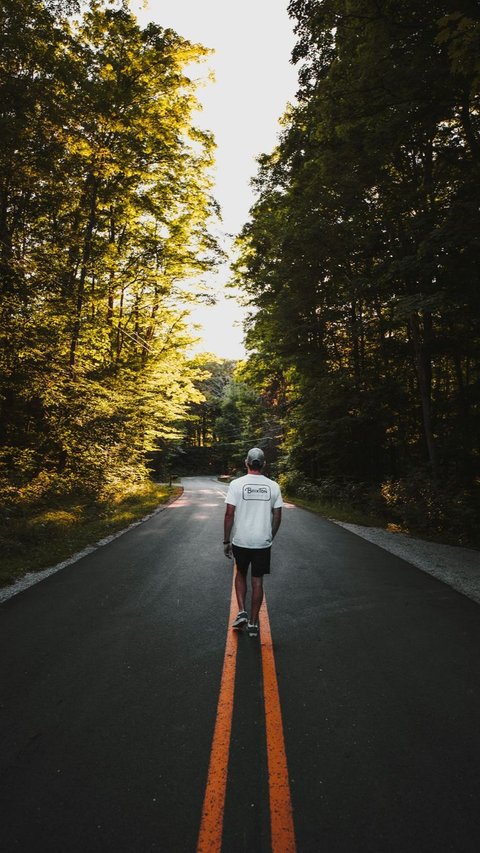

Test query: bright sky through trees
[131,1,298,358]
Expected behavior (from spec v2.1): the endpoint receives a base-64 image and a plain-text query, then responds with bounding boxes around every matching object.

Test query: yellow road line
[196,572,238,853]
[260,599,297,852]
[197,574,296,852]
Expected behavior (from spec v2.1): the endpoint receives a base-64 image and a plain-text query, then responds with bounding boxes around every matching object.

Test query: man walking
[223,447,283,637]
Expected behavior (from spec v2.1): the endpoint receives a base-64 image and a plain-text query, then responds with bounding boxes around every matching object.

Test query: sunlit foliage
[0,0,220,500]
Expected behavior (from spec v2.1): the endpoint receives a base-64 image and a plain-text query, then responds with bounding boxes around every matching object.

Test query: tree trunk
[69,175,98,374]
[350,299,361,386]
[460,91,480,163]
[409,310,439,481]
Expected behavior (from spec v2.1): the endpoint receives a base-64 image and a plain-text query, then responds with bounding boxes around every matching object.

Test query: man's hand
[224,542,233,559]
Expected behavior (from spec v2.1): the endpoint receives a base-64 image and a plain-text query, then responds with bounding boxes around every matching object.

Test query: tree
[234,0,480,505]
[0,0,221,499]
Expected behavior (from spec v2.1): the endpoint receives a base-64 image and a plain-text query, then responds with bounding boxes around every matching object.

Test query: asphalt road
[1,476,480,852]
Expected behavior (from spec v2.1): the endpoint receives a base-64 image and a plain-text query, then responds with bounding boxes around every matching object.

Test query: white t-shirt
[225,474,283,549]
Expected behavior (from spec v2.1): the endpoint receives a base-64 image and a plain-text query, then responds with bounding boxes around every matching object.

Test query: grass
[0,481,181,590]
[284,494,388,528]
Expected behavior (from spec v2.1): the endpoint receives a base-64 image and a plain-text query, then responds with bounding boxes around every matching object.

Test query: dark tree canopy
[232,0,480,541]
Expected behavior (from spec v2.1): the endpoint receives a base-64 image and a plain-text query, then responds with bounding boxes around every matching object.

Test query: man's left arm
[271,507,282,540]
[224,503,235,558]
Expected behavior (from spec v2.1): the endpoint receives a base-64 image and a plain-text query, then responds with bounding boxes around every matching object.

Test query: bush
[278,470,321,500]
[278,470,303,496]
[381,474,480,545]
[279,470,374,506]
[277,467,479,546]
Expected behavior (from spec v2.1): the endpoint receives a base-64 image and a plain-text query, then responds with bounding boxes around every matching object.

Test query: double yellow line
[196,571,297,852]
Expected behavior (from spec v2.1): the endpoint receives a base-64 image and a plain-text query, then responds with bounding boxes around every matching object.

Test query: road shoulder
[331,520,480,605]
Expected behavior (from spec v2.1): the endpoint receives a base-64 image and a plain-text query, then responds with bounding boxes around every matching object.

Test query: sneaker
[232,610,248,630]
[247,622,259,638]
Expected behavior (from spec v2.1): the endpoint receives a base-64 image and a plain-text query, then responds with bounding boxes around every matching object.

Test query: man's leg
[231,549,249,629]
[234,566,247,612]
[250,575,264,626]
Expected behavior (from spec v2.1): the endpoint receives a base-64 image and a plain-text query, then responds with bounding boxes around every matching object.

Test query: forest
[230,0,480,545]
[1,0,479,578]
[0,0,220,500]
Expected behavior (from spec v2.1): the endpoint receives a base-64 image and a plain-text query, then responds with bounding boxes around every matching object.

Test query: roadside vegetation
[276,472,479,548]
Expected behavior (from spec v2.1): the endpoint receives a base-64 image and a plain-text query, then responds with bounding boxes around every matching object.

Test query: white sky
[131,0,298,359]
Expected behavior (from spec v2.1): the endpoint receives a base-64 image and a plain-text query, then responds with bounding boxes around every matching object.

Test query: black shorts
[232,545,271,577]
